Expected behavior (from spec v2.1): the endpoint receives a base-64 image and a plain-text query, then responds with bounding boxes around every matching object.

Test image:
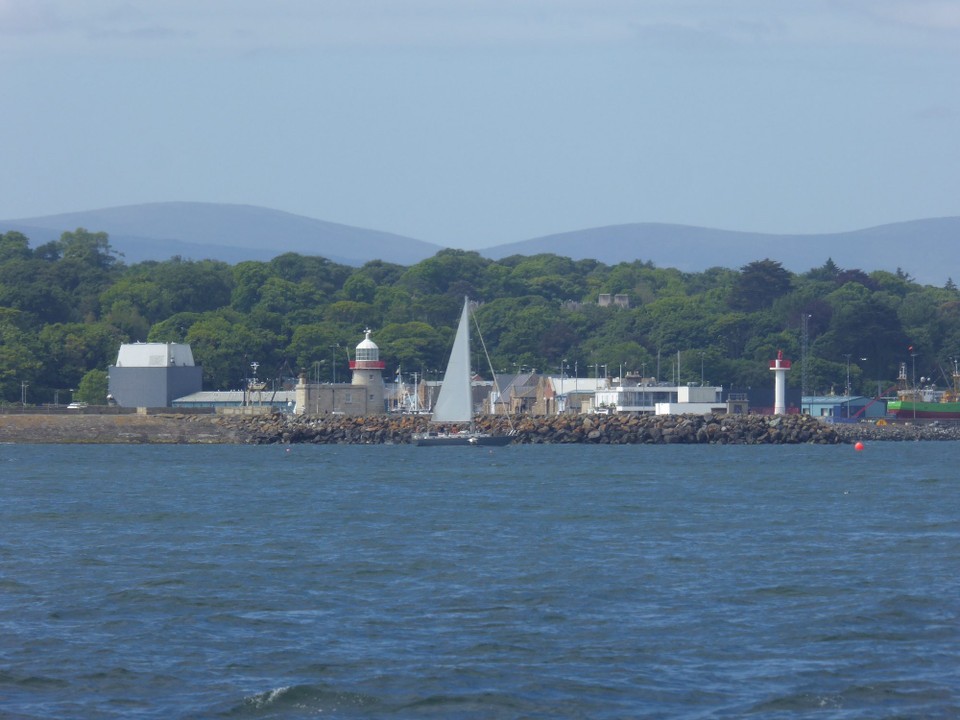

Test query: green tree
[0,256,74,323]
[254,276,322,325]
[0,231,32,262]
[269,253,351,296]
[375,322,449,372]
[356,259,406,287]
[185,311,283,389]
[102,300,150,341]
[815,284,907,391]
[54,229,123,319]
[76,369,108,404]
[397,249,492,297]
[805,258,841,282]
[152,257,233,314]
[324,300,379,328]
[641,296,716,355]
[287,322,345,378]
[342,273,377,303]
[37,322,123,393]
[0,308,43,403]
[502,254,589,301]
[728,259,793,312]
[99,277,170,325]
[147,312,203,343]
[230,261,273,313]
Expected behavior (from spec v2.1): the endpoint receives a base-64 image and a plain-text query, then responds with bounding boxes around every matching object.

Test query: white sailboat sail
[431,298,473,423]
[414,297,513,445]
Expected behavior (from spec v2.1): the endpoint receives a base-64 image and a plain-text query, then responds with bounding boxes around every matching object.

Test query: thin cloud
[872,0,960,31]
[1,0,957,56]
[0,0,62,35]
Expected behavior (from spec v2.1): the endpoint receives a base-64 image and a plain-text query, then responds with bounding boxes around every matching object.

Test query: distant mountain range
[0,203,442,267]
[1,202,957,286]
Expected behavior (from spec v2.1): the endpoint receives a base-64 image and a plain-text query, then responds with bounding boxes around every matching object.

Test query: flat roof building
[108,342,203,408]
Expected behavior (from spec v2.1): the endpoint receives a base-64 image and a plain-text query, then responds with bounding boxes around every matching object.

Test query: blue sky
[1,0,957,248]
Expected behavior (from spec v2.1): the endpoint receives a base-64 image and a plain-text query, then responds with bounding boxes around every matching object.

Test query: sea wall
[2,411,958,444]
[0,413,243,444]
[222,413,960,445]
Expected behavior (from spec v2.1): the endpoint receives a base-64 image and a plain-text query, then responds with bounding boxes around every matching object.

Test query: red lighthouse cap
[769,349,792,369]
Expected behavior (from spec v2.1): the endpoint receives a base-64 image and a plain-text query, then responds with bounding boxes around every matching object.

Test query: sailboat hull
[414,432,513,447]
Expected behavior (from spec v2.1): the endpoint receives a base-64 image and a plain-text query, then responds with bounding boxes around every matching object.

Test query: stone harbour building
[294,329,386,416]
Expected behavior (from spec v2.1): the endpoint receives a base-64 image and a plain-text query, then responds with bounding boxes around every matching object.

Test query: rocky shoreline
[3,411,957,444]
[233,412,960,445]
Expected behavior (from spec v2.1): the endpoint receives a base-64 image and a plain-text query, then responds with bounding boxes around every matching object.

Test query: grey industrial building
[108,342,203,408]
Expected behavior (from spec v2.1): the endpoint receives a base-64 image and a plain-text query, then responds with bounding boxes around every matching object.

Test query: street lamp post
[911,350,919,420]
[843,354,851,396]
[843,354,852,418]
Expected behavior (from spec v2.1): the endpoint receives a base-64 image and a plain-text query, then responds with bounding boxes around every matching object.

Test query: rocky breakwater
[5,411,960,444]
[225,412,846,445]
[832,420,960,442]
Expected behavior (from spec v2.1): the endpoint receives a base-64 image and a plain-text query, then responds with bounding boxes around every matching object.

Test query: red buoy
[854,441,864,451]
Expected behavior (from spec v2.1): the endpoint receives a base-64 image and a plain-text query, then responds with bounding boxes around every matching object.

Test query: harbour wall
[3,411,959,444]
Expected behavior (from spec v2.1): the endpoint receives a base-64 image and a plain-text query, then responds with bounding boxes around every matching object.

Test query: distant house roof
[803,395,870,404]
[498,372,537,387]
[174,390,296,407]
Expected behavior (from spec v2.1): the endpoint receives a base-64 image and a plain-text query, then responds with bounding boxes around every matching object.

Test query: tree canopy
[1,228,957,406]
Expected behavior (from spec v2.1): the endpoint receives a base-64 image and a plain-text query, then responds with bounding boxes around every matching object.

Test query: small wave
[0,671,70,689]
[0,577,32,593]
[749,681,958,716]
[398,691,532,715]
[747,583,809,598]
[224,684,380,717]
[748,691,844,713]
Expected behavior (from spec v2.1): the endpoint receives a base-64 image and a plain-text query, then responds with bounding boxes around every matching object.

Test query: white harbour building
[593,380,728,415]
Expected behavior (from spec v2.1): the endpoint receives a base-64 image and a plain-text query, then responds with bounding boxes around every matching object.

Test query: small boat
[886,360,960,420]
[414,298,513,447]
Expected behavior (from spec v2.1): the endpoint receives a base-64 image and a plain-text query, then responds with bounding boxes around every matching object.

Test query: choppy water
[1,442,958,719]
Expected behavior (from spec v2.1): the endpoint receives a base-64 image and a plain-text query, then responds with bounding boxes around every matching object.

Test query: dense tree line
[1,228,958,405]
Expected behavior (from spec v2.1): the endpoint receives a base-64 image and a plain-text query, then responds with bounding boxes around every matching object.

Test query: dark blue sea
[1,442,958,719]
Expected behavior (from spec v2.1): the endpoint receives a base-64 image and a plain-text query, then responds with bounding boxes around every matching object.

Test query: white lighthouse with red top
[769,349,792,415]
[349,328,386,412]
